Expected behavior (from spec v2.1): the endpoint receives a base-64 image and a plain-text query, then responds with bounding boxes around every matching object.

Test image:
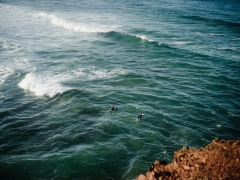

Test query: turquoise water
[0,0,240,179]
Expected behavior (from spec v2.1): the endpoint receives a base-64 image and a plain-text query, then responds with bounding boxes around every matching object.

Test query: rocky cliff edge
[135,138,240,180]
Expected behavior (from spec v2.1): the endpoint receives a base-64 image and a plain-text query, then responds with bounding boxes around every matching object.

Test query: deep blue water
[0,0,240,179]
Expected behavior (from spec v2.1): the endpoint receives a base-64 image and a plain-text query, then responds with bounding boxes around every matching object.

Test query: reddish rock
[135,138,240,180]
[182,165,190,170]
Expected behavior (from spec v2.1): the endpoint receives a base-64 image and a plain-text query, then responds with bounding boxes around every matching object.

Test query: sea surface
[0,0,240,179]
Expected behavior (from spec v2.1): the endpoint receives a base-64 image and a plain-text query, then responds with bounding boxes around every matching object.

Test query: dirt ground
[135,138,240,180]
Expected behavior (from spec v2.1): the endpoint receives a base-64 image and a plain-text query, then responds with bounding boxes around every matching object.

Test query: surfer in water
[136,112,144,120]
[110,106,116,112]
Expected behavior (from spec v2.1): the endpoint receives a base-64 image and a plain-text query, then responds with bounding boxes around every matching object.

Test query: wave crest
[136,34,154,42]
[35,13,117,33]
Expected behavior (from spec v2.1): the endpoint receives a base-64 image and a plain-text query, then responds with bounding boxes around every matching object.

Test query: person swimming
[136,112,144,120]
[110,106,116,111]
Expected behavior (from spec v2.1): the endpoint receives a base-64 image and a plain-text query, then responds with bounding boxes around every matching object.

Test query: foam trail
[0,65,14,85]
[1,40,31,70]
[171,41,191,45]
[36,13,117,33]
[69,67,125,80]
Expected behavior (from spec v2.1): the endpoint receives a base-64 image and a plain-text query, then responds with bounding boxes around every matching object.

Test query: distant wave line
[35,13,194,50]
[180,15,240,31]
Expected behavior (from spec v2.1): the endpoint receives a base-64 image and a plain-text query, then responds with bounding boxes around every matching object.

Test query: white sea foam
[0,65,14,85]
[35,13,116,33]
[2,40,22,53]
[1,40,31,70]
[217,47,238,51]
[171,41,190,45]
[0,4,24,14]
[209,33,225,36]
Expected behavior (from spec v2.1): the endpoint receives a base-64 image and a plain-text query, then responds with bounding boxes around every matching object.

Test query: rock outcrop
[135,138,240,180]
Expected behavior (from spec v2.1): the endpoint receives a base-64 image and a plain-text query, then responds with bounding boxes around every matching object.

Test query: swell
[180,15,240,32]
[102,30,232,62]
[103,31,171,49]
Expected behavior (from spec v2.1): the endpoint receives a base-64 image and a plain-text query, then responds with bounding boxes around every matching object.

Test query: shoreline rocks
[135,138,240,180]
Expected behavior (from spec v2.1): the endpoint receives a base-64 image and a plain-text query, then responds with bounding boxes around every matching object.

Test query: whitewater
[1,0,240,179]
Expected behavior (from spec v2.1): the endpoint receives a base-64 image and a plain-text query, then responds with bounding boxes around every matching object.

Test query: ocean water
[0,0,240,179]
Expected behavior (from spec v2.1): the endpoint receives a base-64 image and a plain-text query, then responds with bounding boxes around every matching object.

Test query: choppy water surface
[0,0,240,179]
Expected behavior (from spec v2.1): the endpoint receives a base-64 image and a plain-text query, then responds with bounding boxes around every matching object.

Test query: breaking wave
[136,34,154,42]
[18,71,69,97]
[18,67,125,97]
